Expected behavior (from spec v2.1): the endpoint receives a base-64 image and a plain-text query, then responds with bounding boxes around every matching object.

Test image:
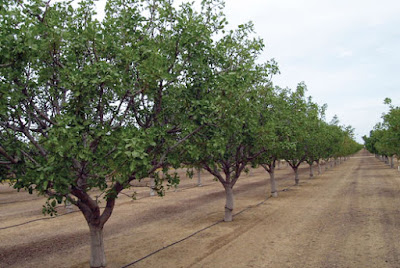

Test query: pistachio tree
[317,121,342,170]
[303,101,325,177]
[364,125,393,163]
[281,83,310,185]
[0,0,226,267]
[252,87,291,198]
[184,22,278,222]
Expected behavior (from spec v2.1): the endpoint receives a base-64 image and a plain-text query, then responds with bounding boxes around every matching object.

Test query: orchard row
[0,0,361,267]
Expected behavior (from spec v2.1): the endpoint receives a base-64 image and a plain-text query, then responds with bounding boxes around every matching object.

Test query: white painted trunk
[65,200,73,213]
[318,162,321,175]
[89,225,106,268]
[269,170,278,197]
[294,168,299,185]
[391,156,394,168]
[197,168,202,186]
[224,186,234,222]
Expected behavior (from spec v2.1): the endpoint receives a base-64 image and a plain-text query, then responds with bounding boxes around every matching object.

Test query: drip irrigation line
[120,183,302,268]
[0,180,219,231]
[0,210,78,231]
[0,197,42,205]
[121,160,347,267]
[0,164,312,232]
[0,163,322,232]
[120,219,223,268]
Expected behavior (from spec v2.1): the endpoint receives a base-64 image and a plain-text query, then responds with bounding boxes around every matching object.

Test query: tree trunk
[309,164,314,178]
[269,168,278,197]
[89,225,106,268]
[277,160,281,169]
[65,200,73,213]
[317,161,321,175]
[197,168,202,186]
[224,185,234,222]
[294,167,299,185]
[391,156,394,168]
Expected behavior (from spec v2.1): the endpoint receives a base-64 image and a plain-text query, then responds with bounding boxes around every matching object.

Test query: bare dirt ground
[1,149,400,267]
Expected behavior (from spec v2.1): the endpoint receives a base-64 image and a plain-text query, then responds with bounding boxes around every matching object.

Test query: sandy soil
[1,150,400,267]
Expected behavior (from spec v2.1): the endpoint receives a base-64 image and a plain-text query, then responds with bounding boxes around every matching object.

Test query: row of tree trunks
[376,154,397,169]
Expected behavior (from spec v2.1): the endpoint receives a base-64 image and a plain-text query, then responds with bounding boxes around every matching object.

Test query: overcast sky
[213,0,400,143]
[91,0,400,143]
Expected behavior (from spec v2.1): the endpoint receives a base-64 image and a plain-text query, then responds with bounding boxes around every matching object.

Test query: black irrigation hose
[0,210,78,231]
[0,164,313,232]
[120,182,302,268]
[0,197,43,205]
[0,163,326,232]
[1,165,337,265]
[0,162,333,232]
[0,180,221,231]
[120,219,223,268]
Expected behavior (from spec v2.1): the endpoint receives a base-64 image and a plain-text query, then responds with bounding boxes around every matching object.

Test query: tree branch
[0,145,19,164]
[21,150,38,165]
[152,125,204,172]
[203,163,225,184]
[0,63,13,68]
[22,127,47,157]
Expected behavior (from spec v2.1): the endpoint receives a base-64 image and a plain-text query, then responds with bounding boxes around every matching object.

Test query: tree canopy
[0,0,362,267]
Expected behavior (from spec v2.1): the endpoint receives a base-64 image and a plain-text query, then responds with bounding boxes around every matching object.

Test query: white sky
[87,0,400,143]
[218,0,400,143]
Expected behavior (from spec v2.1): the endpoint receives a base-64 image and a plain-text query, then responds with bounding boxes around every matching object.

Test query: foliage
[0,0,364,265]
[364,98,400,157]
[0,0,229,265]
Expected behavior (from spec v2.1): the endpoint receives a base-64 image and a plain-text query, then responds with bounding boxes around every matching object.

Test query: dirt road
[1,150,400,267]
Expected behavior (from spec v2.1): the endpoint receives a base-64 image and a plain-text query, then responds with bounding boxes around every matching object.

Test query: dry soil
[1,149,400,268]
